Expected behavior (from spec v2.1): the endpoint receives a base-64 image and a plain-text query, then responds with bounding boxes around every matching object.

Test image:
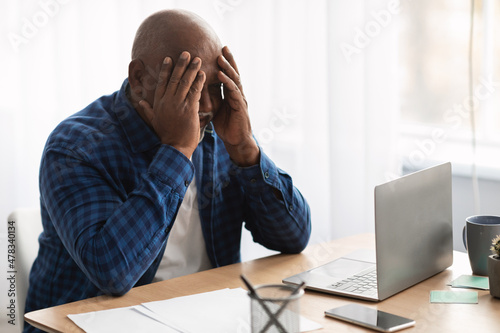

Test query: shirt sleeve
[40,143,193,296]
[236,149,311,253]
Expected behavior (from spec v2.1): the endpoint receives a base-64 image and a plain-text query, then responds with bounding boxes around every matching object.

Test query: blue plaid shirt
[25,79,311,332]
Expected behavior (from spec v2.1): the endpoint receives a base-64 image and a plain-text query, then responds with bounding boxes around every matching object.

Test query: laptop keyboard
[329,268,377,296]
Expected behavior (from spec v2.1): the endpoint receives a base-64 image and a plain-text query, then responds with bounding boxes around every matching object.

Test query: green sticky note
[449,275,489,290]
[430,291,478,304]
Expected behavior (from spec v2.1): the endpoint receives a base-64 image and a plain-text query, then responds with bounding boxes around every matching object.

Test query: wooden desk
[25,234,500,332]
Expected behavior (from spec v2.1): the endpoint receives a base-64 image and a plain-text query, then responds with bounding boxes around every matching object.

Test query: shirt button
[184,180,189,187]
[289,205,294,211]
[264,172,269,178]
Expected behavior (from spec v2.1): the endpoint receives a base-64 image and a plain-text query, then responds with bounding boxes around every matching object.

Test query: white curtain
[327,0,401,239]
[0,1,399,324]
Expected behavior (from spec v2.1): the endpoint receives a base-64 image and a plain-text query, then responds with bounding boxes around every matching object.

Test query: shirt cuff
[148,145,195,196]
[236,149,280,191]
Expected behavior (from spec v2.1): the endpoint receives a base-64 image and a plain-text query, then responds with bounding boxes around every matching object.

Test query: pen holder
[249,284,303,333]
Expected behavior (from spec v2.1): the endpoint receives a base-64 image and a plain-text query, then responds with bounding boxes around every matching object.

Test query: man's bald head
[127,9,225,140]
[131,9,221,65]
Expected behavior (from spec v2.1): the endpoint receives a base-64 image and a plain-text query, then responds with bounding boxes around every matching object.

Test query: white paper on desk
[141,288,322,333]
[142,288,248,332]
[68,305,181,333]
[68,288,321,333]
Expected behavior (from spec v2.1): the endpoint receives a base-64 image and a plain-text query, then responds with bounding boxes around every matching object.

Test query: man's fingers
[217,70,247,111]
[166,51,191,95]
[222,46,240,74]
[186,71,206,105]
[157,57,172,86]
[167,51,191,96]
[218,53,243,93]
[217,70,237,92]
[154,56,172,101]
[176,56,202,98]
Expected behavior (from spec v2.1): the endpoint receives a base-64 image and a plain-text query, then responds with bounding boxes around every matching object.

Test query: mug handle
[462,226,467,250]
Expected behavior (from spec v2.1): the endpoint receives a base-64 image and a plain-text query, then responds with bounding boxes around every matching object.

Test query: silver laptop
[283,162,453,301]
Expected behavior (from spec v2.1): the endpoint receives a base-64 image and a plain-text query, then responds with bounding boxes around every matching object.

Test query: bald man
[24,9,310,332]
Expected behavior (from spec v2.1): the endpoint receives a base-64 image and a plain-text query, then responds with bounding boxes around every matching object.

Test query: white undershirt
[153,175,212,281]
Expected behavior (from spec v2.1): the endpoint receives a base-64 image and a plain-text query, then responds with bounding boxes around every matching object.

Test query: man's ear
[128,59,146,100]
